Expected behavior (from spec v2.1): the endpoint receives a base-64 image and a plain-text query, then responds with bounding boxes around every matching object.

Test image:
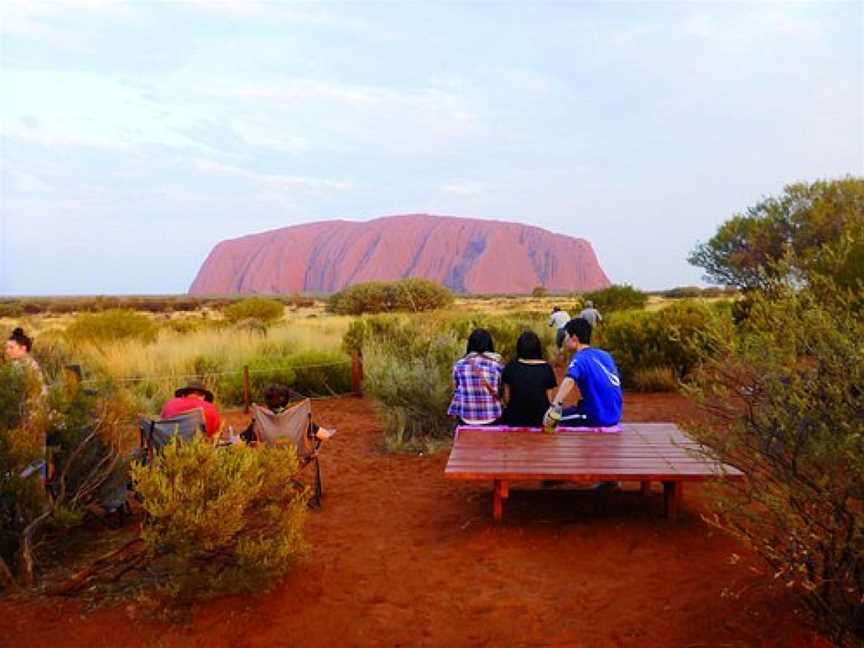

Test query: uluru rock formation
[189,214,611,295]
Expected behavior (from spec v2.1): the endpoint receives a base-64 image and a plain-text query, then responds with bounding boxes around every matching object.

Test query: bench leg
[663,481,683,520]
[640,480,651,496]
[493,479,509,522]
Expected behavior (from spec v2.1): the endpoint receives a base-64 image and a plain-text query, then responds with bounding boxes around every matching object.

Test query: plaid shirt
[447,353,503,423]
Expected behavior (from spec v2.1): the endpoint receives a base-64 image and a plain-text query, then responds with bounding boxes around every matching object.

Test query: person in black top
[502,331,558,427]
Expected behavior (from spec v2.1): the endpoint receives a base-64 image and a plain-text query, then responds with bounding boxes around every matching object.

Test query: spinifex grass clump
[131,436,308,598]
[66,309,159,345]
[685,282,864,644]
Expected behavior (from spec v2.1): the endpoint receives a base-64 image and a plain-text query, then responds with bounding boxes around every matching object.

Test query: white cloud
[192,158,356,194]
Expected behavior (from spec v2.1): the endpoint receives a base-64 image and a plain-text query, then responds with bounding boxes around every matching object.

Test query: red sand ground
[0,394,824,647]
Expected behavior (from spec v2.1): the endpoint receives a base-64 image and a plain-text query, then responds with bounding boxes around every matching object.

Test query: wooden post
[492,479,509,522]
[640,480,651,496]
[243,365,251,413]
[663,481,681,521]
[351,352,364,396]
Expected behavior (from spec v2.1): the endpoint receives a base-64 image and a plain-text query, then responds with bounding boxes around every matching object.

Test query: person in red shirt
[161,380,221,438]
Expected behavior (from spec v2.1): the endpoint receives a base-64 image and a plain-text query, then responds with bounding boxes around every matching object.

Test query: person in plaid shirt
[447,328,504,425]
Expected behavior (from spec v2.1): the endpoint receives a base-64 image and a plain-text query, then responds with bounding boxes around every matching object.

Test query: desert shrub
[30,330,75,381]
[328,278,453,315]
[364,334,461,451]
[663,286,704,299]
[531,285,548,297]
[223,297,284,325]
[685,283,864,644]
[630,366,678,392]
[353,310,554,450]
[1,372,132,589]
[66,309,158,345]
[602,301,728,387]
[0,302,24,318]
[583,284,648,313]
[216,350,351,405]
[131,436,308,598]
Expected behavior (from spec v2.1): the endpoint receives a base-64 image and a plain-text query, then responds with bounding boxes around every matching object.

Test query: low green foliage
[350,310,554,450]
[601,300,728,387]
[584,284,648,313]
[66,309,158,345]
[328,278,454,315]
[630,366,678,392]
[131,436,308,598]
[223,298,285,325]
[685,282,864,644]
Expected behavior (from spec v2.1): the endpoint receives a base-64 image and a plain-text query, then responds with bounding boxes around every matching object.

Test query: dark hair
[564,318,592,344]
[466,328,494,355]
[263,384,293,410]
[516,331,544,360]
[8,327,32,352]
[551,306,560,313]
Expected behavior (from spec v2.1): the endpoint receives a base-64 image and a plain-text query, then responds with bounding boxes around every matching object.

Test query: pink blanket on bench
[455,424,623,439]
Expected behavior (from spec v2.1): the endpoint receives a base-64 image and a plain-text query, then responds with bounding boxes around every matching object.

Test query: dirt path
[0,394,820,647]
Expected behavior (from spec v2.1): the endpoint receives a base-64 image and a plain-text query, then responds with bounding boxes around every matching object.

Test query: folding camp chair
[249,399,329,508]
[137,408,207,465]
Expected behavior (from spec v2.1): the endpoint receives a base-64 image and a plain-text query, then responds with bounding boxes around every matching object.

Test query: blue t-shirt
[566,347,623,426]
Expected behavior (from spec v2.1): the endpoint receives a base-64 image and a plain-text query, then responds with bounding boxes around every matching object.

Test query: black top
[501,360,558,427]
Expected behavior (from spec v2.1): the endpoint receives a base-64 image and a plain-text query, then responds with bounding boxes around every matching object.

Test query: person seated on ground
[545,317,622,429]
[160,380,221,438]
[447,328,504,427]
[502,331,558,427]
[240,383,335,445]
[547,306,571,356]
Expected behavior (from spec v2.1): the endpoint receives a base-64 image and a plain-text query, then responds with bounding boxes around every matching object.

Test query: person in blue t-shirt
[544,317,622,428]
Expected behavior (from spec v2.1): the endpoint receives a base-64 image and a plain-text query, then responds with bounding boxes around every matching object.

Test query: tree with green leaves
[689,177,864,291]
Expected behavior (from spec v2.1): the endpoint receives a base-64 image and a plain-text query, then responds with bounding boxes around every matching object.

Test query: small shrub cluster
[223,297,285,325]
[328,278,454,315]
[131,436,308,598]
[583,284,647,313]
[685,283,864,644]
[659,286,738,299]
[347,310,554,449]
[601,300,729,388]
[66,309,159,345]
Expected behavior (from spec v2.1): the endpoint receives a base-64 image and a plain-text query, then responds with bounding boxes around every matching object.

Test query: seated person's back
[548,318,622,428]
[161,380,221,438]
[502,331,558,427]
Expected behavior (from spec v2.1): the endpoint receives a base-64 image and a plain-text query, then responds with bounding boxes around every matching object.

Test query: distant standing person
[501,331,558,427]
[447,329,504,426]
[548,306,571,353]
[5,327,48,411]
[579,300,603,328]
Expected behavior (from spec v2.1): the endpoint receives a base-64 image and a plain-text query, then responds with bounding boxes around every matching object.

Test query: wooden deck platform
[444,423,744,521]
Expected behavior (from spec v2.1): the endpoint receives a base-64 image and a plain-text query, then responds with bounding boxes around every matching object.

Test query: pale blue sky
[1,1,862,295]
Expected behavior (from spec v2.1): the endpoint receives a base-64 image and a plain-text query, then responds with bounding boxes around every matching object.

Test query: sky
[1,0,862,296]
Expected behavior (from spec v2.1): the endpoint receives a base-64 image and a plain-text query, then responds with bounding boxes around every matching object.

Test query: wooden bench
[444,423,743,522]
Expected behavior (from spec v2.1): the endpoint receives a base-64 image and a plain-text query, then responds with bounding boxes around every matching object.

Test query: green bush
[216,351,351,406]
[602,300,728,387]
[223,297,285,325]
[351,310,554,450]
[66,309,158,345]
[630,366,678,392]
[328,278,453,315]
[364,335,461,451]
[584,284,648,313]
[131,436,308,598]
[685,283,864,644]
